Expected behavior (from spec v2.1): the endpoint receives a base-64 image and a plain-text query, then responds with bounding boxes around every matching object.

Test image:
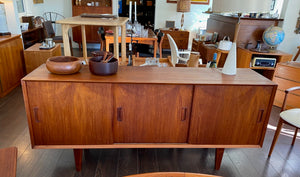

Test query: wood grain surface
[0,147,17,177]
[22,65,275,86]
[0,35,25,97]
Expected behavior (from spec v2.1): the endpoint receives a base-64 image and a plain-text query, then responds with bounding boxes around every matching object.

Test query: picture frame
[33,0,43,4]
[167,0,209,5]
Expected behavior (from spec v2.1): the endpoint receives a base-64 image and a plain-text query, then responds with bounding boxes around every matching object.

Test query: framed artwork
[33,0,43,4]
[167,0,209,5]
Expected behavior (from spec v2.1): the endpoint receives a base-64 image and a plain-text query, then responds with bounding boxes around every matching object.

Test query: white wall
[277,0,300,61]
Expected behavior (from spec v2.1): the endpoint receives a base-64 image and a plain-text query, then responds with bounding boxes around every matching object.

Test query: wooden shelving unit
[237,47,293,80]
[71,0,112,47]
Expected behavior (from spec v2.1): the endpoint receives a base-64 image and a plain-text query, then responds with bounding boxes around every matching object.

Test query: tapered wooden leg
[73,149,83,171]
[268,118,284,157]
[292,128,298,146]
[215,148,224,170]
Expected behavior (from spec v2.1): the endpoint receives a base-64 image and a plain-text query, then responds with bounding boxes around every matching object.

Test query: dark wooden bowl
[89,57,118,75]
[46,56,82,74]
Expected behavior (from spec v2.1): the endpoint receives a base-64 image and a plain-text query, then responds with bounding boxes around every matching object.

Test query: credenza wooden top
[22,64,276,86]
[0,34,21,44]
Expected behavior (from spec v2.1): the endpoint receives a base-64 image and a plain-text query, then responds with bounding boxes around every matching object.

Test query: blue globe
[263,26,285,48]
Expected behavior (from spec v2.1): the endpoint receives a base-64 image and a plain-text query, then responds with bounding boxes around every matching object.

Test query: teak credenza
[21,66,277,171]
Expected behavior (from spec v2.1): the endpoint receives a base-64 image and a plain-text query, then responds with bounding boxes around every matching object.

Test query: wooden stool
[124,172,220,177]
[293,46,300,61]
[24,43,62,74]
[0,147,17,177]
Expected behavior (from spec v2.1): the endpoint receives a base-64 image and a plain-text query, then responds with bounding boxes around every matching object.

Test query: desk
[22,66,276,171]
[56,16,128,63]
[105,33,158,58]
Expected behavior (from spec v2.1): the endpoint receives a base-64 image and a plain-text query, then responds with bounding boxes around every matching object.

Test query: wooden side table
[24,43,61,74]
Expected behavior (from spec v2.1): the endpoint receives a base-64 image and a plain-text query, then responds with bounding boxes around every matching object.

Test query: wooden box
[24,43,61,74]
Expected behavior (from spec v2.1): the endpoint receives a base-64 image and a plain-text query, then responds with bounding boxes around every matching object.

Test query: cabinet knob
[33,107,41,123]
[257,109,264,123]
[117,107,123,121]
[181,107,188,121]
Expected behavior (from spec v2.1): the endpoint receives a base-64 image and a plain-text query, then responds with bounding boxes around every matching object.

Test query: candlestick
[129,1,132,22]
[134,1,137,22]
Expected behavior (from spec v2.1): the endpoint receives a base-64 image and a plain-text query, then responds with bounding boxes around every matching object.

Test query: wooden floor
[1,86,300,177]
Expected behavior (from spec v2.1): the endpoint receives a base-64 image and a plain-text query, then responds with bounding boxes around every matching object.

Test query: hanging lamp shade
[177,0,191,12]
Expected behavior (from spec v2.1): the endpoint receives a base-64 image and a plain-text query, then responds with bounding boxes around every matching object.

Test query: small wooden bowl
[89,57,118,75]
[46,56,82,74]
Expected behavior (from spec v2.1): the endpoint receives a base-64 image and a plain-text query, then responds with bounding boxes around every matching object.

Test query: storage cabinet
[0,35,25,98]
[272,61,300,108]
[237,47,293,80]
[25,82,113,145]
[22,66,277,170]
[160,30,189,50]
[113,84,193,143]
[189,85,273,145]
[72,0,112,45]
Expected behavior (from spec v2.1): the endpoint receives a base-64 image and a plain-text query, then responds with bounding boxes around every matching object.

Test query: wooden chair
[43,21,73,56]
[154,29,165,58]
[167,34,191,66]
[97,27,106,51]
[124,172,220,177]
[0,147,17,177]
[268,86,300,157]
[293,46,300,61]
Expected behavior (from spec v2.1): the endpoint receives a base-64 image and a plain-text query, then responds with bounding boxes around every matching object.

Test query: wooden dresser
[22,66,276,171]
[0,35,25,97]
[160,29,189,49]
[272,61,300,108]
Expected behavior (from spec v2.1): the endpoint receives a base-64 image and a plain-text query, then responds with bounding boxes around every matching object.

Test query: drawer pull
[257,109,264,123]
[117,107,123,121]
[33,107,40,123]
[181,107,187,121]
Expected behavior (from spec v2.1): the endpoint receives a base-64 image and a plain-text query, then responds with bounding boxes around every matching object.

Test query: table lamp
[212,0,272,75]
[177,0,191,30]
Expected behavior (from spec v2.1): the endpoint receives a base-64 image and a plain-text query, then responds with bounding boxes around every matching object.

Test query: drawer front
[275,65,300,82]
[274,89,300,109]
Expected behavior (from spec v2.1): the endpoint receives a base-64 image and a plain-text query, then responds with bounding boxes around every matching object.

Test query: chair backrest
[97,27,106,51]
[167,34,179,66]
[43,12,65,33]
[43,21,55,38]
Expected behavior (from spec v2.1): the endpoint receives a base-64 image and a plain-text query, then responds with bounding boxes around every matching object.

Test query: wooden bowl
[46,56,82,74]
[89,57,118,75]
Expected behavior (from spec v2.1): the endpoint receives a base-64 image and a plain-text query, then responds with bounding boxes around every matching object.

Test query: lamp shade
[212,0,272,13]
[177,0,191,12]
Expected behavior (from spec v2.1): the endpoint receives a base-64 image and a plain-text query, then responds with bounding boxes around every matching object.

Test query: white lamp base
[222,42,237,75]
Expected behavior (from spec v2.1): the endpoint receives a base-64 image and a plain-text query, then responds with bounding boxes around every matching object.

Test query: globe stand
[268,46,278,53]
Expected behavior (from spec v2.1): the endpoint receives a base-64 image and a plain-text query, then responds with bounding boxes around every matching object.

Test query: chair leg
[268,118,284,157]
[291,128,298,146]
[69,38,73,56]
[293,47,300,61]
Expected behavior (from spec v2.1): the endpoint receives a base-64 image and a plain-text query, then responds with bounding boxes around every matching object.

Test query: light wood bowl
[46,56,82,74]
